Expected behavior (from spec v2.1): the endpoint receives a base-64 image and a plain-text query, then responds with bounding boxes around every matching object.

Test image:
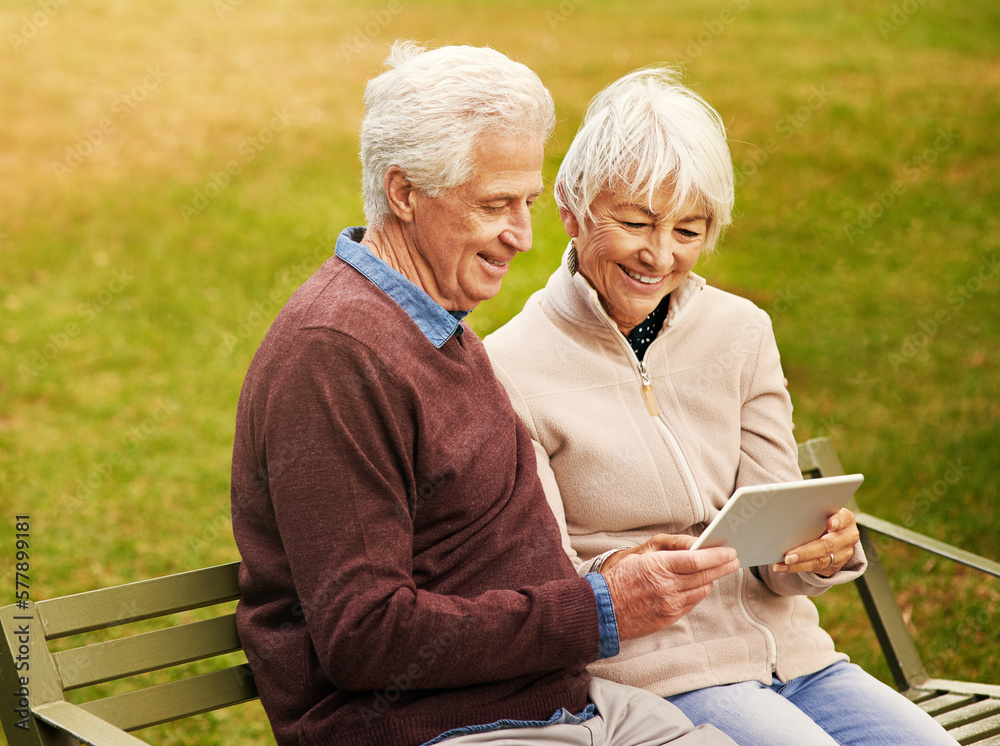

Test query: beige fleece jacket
[484,247,866,697]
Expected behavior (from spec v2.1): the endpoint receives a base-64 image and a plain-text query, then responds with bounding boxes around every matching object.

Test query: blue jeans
[666,662,955,746]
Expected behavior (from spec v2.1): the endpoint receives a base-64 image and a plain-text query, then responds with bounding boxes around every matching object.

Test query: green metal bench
[799,437,1000,745]
[0,562,256,745]
[2,437,997,744]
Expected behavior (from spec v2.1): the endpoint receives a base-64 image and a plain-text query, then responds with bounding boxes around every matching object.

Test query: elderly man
[231,42,739,746]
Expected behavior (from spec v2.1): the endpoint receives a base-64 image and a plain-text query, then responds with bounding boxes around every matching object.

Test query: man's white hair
[556,67,735,253]
[361,41,556,229]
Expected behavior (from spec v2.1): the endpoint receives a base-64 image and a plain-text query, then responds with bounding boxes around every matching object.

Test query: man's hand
[601,534,739,640]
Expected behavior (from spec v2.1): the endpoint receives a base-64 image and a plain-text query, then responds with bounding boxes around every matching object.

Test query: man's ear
[385,166,416,223]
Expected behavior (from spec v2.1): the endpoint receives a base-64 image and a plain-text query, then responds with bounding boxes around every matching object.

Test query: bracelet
[591,546,631,574]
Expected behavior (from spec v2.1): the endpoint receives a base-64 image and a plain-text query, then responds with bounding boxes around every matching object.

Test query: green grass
[2,0,998,742]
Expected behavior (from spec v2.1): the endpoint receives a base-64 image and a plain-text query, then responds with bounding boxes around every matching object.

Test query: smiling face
[562,186,709,336]
[404,132,545,311]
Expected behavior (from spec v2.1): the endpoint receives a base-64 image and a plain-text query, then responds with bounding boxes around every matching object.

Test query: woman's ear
[385,166,416,222]
[558,205,581,238]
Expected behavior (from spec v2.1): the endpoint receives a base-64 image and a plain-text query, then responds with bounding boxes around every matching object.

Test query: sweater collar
[335,227,469,349]
[553,240,705,333]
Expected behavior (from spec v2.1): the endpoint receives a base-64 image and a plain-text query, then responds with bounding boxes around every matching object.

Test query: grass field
[2,0,998,743]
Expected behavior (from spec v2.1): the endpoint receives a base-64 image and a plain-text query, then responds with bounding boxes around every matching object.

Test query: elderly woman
[484,68,954,745]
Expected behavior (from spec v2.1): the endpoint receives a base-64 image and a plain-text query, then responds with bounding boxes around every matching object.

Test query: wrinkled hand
[601,534,740,640]
[773,508,859,577]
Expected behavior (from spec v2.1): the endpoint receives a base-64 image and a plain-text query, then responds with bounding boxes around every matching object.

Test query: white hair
[361,41,556,229]
[555,67,735,252]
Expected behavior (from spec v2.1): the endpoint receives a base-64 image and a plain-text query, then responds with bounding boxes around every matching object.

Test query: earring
[567,237,578,275]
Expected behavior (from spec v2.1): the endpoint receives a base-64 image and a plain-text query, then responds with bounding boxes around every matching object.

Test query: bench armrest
[856,512,1000,579]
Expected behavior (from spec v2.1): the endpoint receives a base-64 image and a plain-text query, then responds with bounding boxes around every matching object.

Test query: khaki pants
[440,677,737,745]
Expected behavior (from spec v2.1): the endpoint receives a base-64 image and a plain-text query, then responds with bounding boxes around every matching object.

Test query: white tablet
[690,474,864,567]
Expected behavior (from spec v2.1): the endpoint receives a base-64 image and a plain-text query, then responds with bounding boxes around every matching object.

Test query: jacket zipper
[735,567,779,674]
[619,335,706,525]
[650,416,708,526]
[637,360,660,416]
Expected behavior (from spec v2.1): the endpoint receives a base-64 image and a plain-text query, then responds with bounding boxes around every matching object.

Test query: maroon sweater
[231,249,599,745]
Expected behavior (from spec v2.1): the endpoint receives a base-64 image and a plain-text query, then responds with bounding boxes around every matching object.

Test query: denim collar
[335,227,469,349]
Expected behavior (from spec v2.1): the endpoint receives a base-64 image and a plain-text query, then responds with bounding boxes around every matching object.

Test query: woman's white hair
[556,67,735,253]
[361,41,556,229]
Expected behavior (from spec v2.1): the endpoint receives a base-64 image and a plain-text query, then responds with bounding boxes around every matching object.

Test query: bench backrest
[0,562,257,745]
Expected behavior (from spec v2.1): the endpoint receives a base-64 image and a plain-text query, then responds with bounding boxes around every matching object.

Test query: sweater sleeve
[737,309,867,595]
[262,330,599,691]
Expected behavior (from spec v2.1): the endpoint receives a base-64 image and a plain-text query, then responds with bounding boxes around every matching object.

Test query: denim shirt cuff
[584,572,620,659]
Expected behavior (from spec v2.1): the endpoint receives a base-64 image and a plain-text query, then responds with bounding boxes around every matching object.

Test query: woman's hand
[772,508,860,577]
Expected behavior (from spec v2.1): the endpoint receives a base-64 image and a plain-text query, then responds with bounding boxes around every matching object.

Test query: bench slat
[916,692,980,717]
[37,563,240,639]
[922,679,1000,700]
[55,614,242,690]
[949,712,1000,744]
[935,699,1000,729]
[78,665,257,733]
[904,688,941,704]
[34,700,150,746]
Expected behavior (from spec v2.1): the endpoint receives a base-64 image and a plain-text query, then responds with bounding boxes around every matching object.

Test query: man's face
[405,131,544,311]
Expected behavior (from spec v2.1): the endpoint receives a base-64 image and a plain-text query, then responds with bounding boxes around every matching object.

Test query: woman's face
[562,186,709,336]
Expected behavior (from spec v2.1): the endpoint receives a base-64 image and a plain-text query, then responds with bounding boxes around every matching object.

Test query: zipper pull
[637,361,660,416]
